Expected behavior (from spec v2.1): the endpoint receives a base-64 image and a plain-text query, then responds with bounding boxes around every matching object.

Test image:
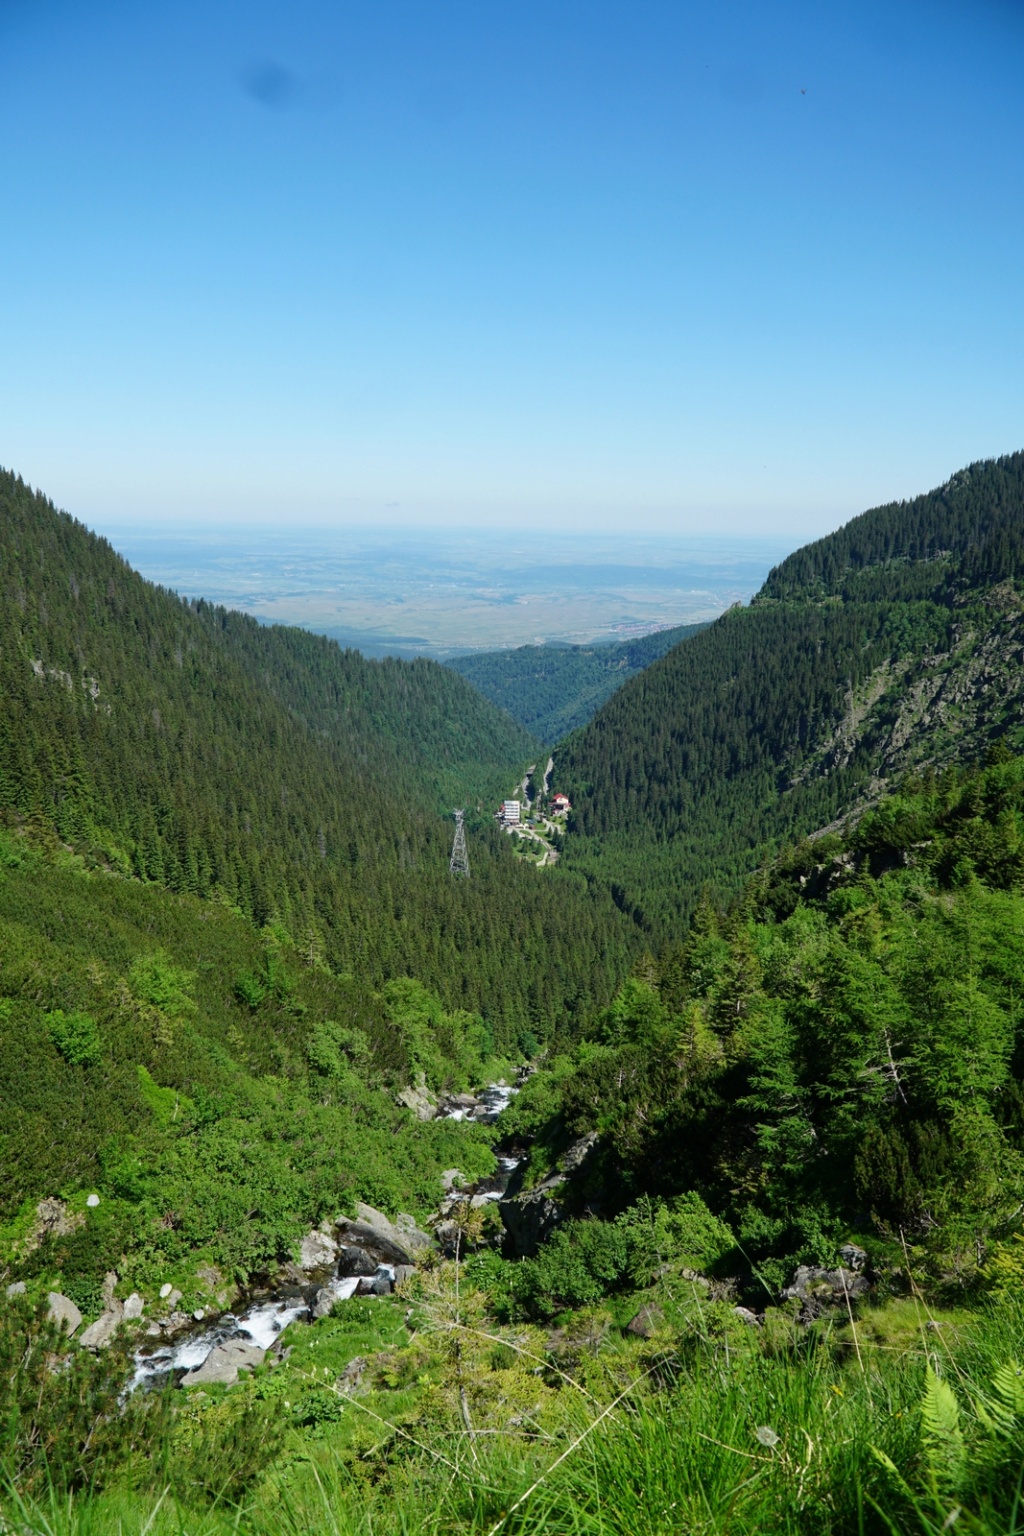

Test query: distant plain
[101,525,790,657]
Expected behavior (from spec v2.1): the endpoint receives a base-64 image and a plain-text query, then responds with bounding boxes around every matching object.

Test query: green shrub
[45,1008,101,1066]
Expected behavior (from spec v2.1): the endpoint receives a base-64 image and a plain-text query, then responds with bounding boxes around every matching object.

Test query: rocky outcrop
[25,1199,83,1255]
[47,1292,82,1335]
[781,1263,870,1321]
[397,1076,438,1121]
[334,1205,430,1268]
[181,1338,265,1388]
[498,1171,566,1257]
[498,1133,601,1257]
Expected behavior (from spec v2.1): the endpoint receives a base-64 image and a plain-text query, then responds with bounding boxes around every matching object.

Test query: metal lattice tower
[449,809,470,877]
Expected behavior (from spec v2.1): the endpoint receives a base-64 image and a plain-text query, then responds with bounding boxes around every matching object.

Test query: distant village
[495,788,570,866]
[497,791,570,827]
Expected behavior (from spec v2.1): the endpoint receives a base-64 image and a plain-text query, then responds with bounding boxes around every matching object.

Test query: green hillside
[0,470,633,1044]
[8,756,1024,1536]
[447,623,708,744]
[555,452,1024,932]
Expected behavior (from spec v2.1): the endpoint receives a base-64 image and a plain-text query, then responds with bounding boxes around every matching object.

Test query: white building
[502,799,521,825]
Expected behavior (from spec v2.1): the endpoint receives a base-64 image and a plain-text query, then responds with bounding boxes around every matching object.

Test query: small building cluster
[550,793,571,815]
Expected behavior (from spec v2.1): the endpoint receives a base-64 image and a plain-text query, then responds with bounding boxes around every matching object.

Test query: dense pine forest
[0,469,634,1046]
[555,451,1024,932]
[446,623,707,744]
[5,455,1024,1536]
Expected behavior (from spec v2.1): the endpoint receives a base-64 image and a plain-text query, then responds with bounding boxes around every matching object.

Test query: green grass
[5,1280,1024,1536]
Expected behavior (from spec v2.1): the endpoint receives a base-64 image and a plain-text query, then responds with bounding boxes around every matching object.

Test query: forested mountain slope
[0,470,633,1044]
[446,623,707,744]
[502,750,1024,1298]
[555,452,1024,931]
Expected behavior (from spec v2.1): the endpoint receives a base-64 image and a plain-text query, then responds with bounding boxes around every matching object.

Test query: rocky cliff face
[799,587,1024,831]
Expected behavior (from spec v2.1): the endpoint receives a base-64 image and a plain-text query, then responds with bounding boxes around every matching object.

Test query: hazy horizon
[98,522,791,657]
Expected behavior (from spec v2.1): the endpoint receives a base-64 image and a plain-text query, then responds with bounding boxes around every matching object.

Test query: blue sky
[1,0,1022,538]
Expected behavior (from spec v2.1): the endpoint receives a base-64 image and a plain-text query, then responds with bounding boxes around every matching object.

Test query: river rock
[123,1292,145,1320]
[440,1169,465,1192]
[181,1338,265,1388]
[356,1272,393,1297]
[337,1244,379,1278]
[299,1229,339,1272]
[393,1264,416,1287]
[335,1206,428,1267]
[79,1302,123,1350]
[47,1292,82,1335]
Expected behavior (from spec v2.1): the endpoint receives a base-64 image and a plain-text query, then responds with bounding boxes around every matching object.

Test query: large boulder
[334,1205,431,1268]
[397,1078,438,1121]
[181,1339,265,1388]
[47,1293,82,1335]
[79,1302,123,1350]
[299,1229,339,1273]
[337,1244,379,1278]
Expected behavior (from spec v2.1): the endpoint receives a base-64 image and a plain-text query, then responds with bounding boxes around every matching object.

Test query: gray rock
[6,1281,26,1297]
[781,1265,869,1319]
[79,1304,123,1350]
[335,1209,427,1268]
[733,1306,761,1327]
[356,1274,392,1297]
[181,1339,265,1388]
[498,1174,566,1258]
[393,1265,416,1287]
[440,1169,465,1192]
[313,1287,337,1320]
[838,1244,869,1272]
[47,1293,82,1335]
[337,1244,380,1278]
[394,1213,430,1248]
[397,1079,438,1120]
[299,1229,338,1272]
[560,1132,601,1175]
[356,1203,431,1252]
[101,1272,119,1308]
[122,1292,145,1321]
[625,1304,663,1338]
